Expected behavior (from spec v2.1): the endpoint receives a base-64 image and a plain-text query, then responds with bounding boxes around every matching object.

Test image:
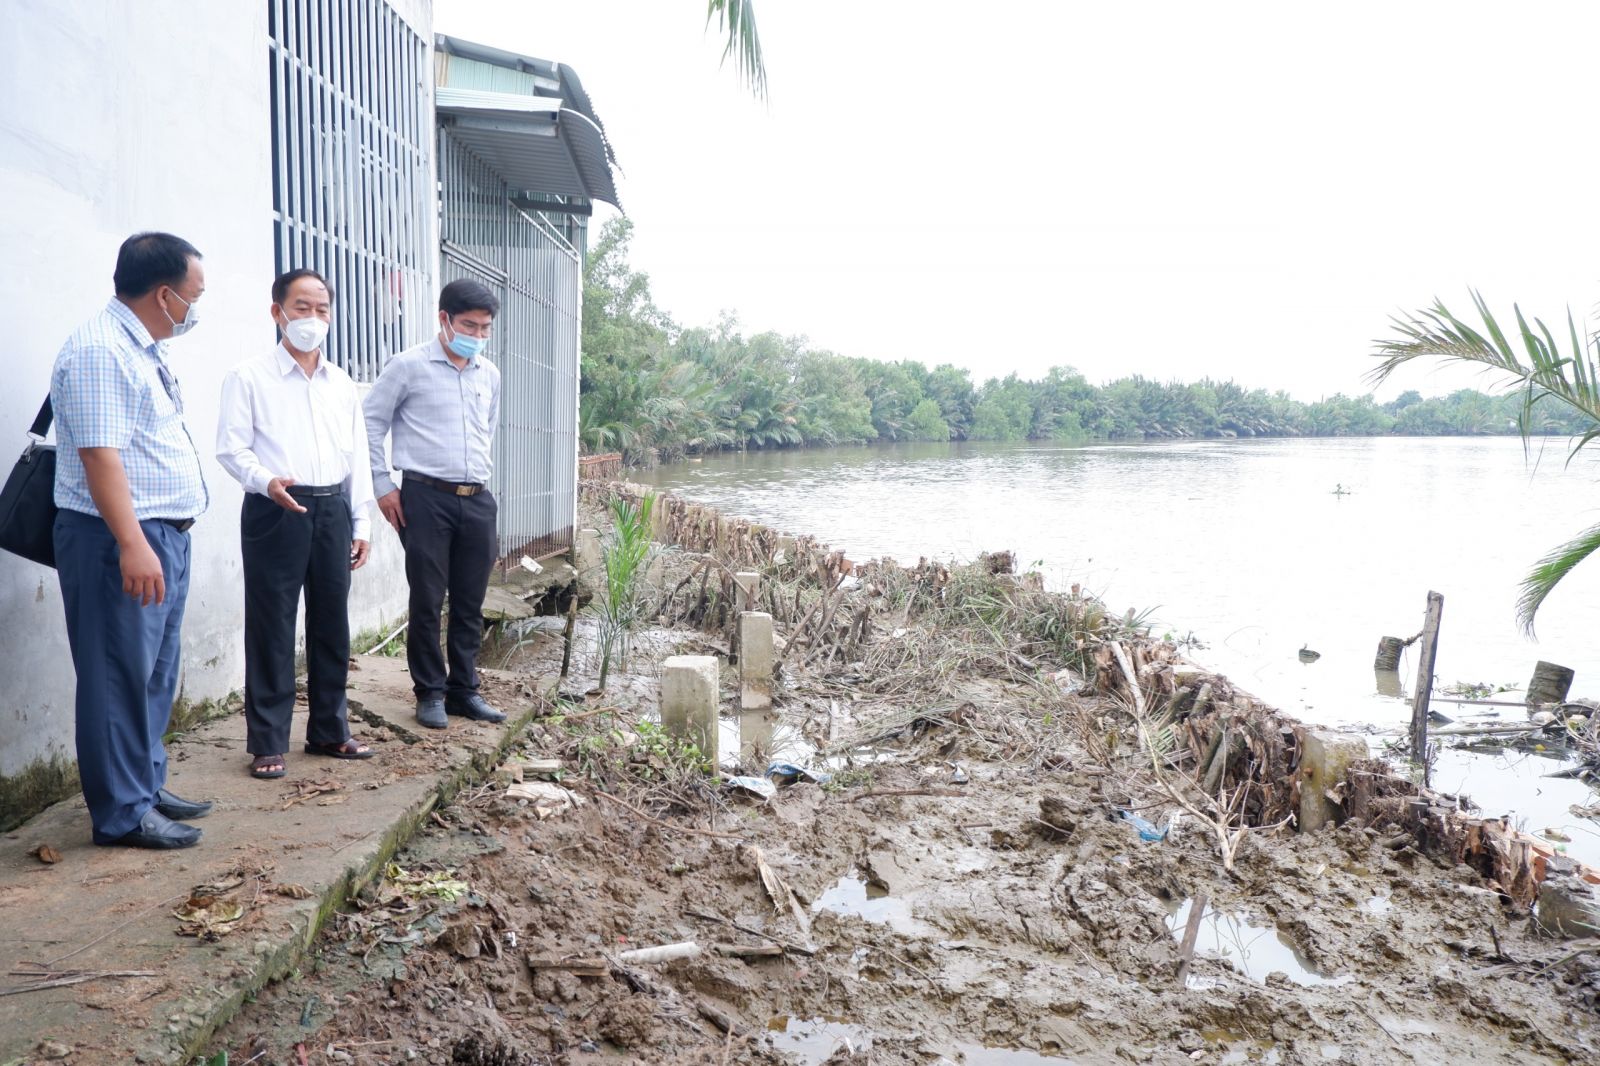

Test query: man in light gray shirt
[363,279,506,729]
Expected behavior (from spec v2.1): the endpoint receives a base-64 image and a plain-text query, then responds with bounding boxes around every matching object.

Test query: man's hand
[267,477,308,513]
[351,539,370,570]
[377,489,405,530]
[120,538,166,607]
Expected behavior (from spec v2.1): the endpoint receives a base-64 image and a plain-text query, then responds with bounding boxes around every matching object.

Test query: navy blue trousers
[54,509,191,842]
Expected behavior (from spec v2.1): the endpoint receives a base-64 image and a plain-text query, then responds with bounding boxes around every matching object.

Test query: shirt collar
[276,342,326,379]
[106,297,159,354]
[429,337,478,370]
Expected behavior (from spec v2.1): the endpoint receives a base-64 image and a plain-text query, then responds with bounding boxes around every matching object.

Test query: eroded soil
[208,637,1600,1066]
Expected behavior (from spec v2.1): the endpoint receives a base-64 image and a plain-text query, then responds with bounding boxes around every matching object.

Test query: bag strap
[28,396,50,439]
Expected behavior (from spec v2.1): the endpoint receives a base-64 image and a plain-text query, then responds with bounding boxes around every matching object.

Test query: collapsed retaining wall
[583,477,1599,922]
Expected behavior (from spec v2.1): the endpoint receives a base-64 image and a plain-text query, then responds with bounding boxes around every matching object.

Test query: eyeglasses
[156,361,184,413]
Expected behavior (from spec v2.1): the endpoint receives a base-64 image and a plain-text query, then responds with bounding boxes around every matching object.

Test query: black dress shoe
[155,788,213,821]
[416,696,448,729]
[446,693,506,723]
[99,809,202,850]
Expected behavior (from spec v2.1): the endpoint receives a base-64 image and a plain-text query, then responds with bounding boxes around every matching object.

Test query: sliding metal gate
[438,128,581,562]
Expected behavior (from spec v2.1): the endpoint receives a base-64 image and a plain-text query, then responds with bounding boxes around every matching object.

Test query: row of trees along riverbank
[579,219,1588,463]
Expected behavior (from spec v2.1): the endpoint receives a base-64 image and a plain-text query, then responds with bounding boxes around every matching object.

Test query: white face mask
[164,289,200,337]
[280,315,329,353]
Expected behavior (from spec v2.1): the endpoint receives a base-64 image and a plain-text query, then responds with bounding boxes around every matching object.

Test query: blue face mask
[444,320,486,360]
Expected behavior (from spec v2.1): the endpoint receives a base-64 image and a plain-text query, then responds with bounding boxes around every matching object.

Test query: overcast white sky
[437,0,1600,401]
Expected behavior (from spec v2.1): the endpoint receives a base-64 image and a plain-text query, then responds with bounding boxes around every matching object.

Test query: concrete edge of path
[0,656,560,1066]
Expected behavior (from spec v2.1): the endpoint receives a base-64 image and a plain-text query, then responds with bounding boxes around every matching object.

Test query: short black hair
[439,278,499,318]
[113,232,202,299]
[272,268,335,306]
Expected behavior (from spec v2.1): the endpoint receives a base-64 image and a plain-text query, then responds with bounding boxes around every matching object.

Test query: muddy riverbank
[206,486,1600,1065]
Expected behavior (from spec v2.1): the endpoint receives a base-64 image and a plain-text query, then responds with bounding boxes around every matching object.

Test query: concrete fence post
[661,655,720,763]
[734,571,761,613]
[738,612,774,711]
[576,528,602,575]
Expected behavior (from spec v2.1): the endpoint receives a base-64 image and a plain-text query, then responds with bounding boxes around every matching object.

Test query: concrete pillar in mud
[576,528,602,575]
[1297,730,1369,832]
[739,612,775,712]
[735,571,761,614]
[661,655,720,763]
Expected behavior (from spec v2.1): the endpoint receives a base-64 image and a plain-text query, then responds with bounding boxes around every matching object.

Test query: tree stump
[1527,661,1575,706]
[1373,636,1405,672]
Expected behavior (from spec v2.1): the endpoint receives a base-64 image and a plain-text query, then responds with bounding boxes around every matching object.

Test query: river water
[640,437,1600,865]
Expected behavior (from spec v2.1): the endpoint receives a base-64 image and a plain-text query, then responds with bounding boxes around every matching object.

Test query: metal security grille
[439,128,580,562]
[267,0,434,381]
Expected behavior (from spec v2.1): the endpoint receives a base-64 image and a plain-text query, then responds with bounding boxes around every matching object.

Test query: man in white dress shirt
[216,269,376,778]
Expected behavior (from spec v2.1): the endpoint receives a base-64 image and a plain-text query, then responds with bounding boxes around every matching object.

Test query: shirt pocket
[468,380,496,432]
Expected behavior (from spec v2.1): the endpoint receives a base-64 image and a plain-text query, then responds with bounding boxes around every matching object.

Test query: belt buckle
[455,484,473,497]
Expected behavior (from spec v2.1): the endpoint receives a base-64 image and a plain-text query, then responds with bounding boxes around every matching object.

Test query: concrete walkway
[0,655,553,1065]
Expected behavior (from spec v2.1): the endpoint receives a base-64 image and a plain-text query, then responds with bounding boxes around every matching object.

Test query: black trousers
[399,481,497,699]
[241,492,353,755]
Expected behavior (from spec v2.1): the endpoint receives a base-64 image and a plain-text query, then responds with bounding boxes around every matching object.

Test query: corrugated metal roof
[436,87,620,208]
[436,35,618,172]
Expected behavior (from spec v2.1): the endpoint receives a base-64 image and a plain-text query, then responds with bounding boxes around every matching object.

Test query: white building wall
[0,0,434,787]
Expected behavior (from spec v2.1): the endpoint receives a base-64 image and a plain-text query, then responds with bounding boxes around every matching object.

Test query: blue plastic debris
[726,775,777,800]
[765,761,832,785]
[1118,809,1168,842]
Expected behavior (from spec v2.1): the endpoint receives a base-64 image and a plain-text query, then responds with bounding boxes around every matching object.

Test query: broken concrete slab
[0,655,556,1065]
[481,584,536,622]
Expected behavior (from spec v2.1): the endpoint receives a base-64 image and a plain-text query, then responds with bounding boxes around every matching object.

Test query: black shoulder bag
[0,397,58,567]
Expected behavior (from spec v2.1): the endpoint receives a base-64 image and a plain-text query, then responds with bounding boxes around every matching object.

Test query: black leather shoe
[100,809,202,850]
[416,696,448,729]
[155,788,213,821]
[446,693,506,723]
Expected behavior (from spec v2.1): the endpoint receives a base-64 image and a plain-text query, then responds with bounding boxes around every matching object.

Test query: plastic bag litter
[726,775,778,800]
[1118,809,1168,842]
[766,761,832,785]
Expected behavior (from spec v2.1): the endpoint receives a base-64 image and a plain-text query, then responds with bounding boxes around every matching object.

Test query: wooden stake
[1410,591,1444,783]
[1175,893,1209,985]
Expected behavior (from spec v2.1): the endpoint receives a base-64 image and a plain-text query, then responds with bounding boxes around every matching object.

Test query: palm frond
[1517,521,1600,636]
[705,0,767,100]
[1370,292,1600,453]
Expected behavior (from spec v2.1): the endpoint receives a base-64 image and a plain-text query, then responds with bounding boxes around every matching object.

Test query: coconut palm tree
[1371,291,1600,633]
[706,0,766,98]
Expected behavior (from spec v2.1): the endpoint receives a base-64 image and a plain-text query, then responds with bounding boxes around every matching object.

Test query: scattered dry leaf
[282,778,344,810]
[30,844,62,864]
[174,894,246,939]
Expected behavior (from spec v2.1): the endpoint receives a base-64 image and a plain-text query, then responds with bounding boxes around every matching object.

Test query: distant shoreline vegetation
[580,220,1586,465]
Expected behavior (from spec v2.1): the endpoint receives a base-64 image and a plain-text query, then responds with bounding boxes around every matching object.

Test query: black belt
[404,472,485,497]
[156,517,196,532]
[286,483,344,497]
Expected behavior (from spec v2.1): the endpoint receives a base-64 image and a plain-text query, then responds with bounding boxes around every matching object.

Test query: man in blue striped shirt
[51,232,213,849]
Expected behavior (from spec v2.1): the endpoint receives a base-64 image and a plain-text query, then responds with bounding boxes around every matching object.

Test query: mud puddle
[1165,898,1351,988]
[811,869,938,938]
[769,1017,1077,1065]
